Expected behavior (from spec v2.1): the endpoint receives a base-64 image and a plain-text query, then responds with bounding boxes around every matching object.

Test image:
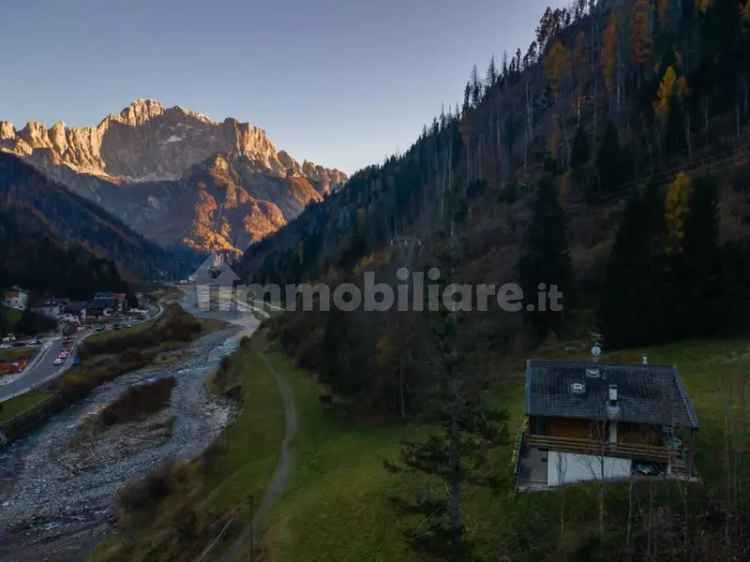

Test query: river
[0,291,259,562]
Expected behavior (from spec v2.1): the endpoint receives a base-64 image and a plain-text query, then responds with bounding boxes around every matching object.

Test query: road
[0,334,84,403]
[0,304,164,404]
[0,294,243,562]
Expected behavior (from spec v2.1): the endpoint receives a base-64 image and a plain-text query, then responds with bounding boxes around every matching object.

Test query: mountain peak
[0,101,347,189]
[115,98,166,126]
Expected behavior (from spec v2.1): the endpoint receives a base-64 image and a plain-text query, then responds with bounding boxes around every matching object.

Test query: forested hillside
[81,3,750,562]
[239,0,750,409]
[0,153,196,292]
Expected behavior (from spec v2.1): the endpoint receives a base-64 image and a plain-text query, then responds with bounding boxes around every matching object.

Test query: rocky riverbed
[0,295,259,562]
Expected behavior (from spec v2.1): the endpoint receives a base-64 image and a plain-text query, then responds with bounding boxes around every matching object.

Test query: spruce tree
[666,175,721,338]
[385,312,508,561]
[571,125,591,172]
[596,121,631,197]
[518,177,572,339]
[599,183,669,348]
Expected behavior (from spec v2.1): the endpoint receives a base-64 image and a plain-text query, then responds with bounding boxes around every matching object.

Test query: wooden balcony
[525,433,676,464]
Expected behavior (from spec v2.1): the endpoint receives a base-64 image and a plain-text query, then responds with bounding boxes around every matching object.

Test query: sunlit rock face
[0,99,347,255]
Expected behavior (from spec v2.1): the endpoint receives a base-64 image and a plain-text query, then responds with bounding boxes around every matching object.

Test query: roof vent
[586,368,601,378]
[570,382,586,395]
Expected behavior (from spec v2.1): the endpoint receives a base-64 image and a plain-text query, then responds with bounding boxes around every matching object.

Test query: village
[0,287,154,380]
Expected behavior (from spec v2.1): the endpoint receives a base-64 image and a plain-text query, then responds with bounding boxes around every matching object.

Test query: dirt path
[220,351,298,562]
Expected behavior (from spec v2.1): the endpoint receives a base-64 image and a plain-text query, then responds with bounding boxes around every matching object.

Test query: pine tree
[599,183,669,348]
[385,313,508,561]
[518,177,572,338]
[462,82,471,113]
[571,125,591,172]
[668,175,721,338]
[470,65,482,107]
[596,121,632,197]
[486,55,498,88]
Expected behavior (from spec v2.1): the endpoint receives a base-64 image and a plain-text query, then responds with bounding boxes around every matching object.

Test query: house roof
[524,360,699,429]
[192,253,240,286]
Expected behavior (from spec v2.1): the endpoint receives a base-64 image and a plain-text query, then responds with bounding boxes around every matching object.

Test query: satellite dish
[591,343,602,359]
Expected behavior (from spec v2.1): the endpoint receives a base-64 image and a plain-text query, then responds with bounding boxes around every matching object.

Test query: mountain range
[0,99,346,256]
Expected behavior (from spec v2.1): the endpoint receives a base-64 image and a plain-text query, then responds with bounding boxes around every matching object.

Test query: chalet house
[515,360,699,491]
[2,287,29,311]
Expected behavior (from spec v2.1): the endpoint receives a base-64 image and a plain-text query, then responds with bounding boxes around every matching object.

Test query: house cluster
[31,293,134,324]
[515,357,700,491]
[1,287,29,311]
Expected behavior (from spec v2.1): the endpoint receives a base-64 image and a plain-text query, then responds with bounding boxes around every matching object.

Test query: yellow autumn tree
[696,0,714,13]
[632,0,653,69]
[654,65,678,123]
[658,0,671,23]
[544,40,571,97]
[547,115,562,160]
[601,14,619,95]
[665,173,693,254]
[654,65,689,124]
[742,0,750,30]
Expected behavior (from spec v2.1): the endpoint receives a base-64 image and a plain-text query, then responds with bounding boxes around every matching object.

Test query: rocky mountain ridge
[0,100,347,255]
[0,99,346,186]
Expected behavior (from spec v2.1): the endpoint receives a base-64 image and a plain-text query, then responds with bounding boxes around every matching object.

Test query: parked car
[53,357,64,366]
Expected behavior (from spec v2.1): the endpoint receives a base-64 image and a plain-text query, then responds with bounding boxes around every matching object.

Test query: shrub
[118,460,176,512]
[99,377,176,426]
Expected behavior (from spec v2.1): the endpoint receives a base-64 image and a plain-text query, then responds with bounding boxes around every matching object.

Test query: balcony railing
[526,433,676,464]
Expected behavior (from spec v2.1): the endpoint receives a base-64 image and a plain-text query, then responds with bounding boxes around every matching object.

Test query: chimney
[608,384,618,404]
[607,384,620,420]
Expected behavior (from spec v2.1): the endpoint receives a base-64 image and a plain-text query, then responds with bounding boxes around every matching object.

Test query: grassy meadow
[89,328,750,562]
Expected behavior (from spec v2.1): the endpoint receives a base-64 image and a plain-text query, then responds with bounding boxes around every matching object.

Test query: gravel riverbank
[0,296,259,562]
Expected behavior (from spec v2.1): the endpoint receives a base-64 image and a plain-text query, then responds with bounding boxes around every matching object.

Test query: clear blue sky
[0,0,557,174]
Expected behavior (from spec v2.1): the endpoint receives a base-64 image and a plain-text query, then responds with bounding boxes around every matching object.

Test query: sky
[0,0,558,174]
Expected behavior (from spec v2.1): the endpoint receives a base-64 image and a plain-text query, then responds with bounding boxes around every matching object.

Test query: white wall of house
[547,452,632,487]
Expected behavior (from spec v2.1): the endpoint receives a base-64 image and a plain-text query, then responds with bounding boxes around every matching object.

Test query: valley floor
[88,325,750,562]
[0,291,260,562]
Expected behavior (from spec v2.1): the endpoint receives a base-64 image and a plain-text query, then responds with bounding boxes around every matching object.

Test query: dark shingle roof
[524,360,699,429]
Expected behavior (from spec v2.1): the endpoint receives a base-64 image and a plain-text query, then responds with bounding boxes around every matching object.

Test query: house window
[570,382,586,395]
